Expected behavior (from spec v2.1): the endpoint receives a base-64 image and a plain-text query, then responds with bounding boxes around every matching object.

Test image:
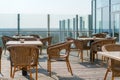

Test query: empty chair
[79,36,91,56]
[66,37,76,49]
[47,40,73,76]
[40,36,52,46]
[90,38,116,63]
[66,37,84,62]
[73,39,83,62]
[92,33,106,38]
[39,36,52,54]
[102,44,120,80]
[2,36,18,54]
[7,45,39,80]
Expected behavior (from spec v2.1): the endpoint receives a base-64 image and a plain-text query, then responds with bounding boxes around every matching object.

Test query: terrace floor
[0,49,119,80]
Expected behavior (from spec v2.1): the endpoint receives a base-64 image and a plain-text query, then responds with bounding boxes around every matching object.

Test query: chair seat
[50,54,67,61]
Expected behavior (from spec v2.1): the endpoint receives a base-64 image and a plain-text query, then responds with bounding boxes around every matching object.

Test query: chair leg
[36,66,38,80]
[47,60,51,76]
[0,59,1,73]
[87,50,89,56]
[47,60,50,72]
[81,51,83,62]
[12,66,16,78]
[101,56,106,66]
[66,61,70,72]
[96,54,98,60]
[104,69,109,80]
[77,52,79,57]
[101,56,104,66]
[4,48,6,55]
[78,50,83,62]
[10,66,12,78]
[92,53,95,63]
[29,67,32,80]
[0,59,3,76]
[102,56,104,61]
[39,46,42,55]
[49,62,51,76]
[91,53,93,63]
[112,72,114,80]
[66,59,73,75]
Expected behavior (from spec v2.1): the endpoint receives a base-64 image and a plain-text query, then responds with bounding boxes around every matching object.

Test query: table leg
[90,40,94,62]
[22,68,27,76]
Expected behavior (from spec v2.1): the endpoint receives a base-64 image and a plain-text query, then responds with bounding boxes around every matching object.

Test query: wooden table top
[6,41,43,46]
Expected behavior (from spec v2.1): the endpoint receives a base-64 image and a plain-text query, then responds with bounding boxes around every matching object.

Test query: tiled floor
[0,50,117,80]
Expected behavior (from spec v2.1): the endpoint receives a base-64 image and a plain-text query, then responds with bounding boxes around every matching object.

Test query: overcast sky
[0,0,91,15]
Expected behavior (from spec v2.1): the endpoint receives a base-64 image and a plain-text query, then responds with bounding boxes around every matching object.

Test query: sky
[0,0,91,15]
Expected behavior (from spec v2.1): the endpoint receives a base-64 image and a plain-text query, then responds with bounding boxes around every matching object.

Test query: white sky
[0,0,91,15]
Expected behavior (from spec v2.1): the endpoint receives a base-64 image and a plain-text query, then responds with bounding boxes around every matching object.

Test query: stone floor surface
[0,50,119,80]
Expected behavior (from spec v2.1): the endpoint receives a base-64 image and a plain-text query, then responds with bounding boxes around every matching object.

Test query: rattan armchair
[102,44,120,80]
[2,36,18,54]
[92,33,106,38]
[73,39,84,62]
[79,36,91,56]
[7,45,39,80]
[39,36,52,54]
[47,40,73,76]
[66,37,84,62]
[66,37,75,49]
[90,38,116,63]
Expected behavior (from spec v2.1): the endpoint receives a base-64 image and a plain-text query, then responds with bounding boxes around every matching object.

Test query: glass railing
[0,14,92,47]
[0,30,93,47]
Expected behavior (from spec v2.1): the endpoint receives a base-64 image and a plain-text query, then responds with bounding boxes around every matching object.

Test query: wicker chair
[92,33,106,38]
[102,44,120,80]
[7,45,39,80]
[2,36,18,54]
[90,38,116,63]
[73,39,84,62]
[39,36,52,54]
[47,40,73,76]
[79,36,91,56]
[66,37,75,49]
[66,37,83,62]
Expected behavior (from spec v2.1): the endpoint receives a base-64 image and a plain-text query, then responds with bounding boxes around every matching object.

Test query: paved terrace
[0,50,118,80]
